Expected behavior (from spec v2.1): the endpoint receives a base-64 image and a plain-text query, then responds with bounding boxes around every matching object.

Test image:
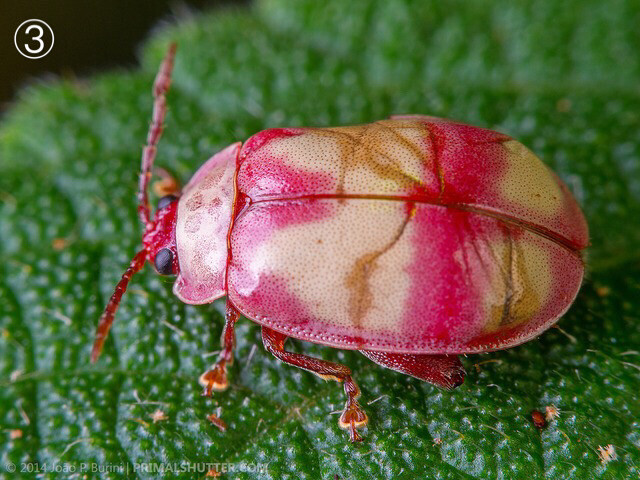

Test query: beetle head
[143,194,180,276]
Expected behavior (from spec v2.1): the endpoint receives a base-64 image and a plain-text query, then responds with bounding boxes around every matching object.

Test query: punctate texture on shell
[174,143,241,304]
[176,117,588,354]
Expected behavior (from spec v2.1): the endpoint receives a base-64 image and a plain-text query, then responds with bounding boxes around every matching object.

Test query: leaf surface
[1,1,639,478]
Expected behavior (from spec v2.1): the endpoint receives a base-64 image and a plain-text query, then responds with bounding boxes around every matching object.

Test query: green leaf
[1,0,639,478]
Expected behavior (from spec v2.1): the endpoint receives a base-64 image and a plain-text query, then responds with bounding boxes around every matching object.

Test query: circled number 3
[25,25,45,54]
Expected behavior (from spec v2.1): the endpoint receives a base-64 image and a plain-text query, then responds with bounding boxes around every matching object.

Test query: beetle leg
[261,327,368,443]
[359,350,465,390]
[199,303,239,396]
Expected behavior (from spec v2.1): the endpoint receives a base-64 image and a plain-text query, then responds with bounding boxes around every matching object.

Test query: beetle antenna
[91,250,147,363]
[138,43,177,228]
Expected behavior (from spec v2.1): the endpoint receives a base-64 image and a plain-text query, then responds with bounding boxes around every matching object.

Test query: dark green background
[0,0,247,109]
[1,0,639,478]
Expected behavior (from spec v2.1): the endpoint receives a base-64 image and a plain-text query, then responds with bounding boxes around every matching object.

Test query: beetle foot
[338,376,368,442]
[199,362,228,396]
[339,402,368,442]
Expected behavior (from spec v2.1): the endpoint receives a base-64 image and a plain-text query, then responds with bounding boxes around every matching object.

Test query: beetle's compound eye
[154,248,175,275]
[157,194,178,210]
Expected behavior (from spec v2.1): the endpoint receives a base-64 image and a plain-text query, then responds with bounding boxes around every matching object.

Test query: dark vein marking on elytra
[310,126,421,189]
[499,229,516,326]
[345,205,415,327]
[426,125,446,201]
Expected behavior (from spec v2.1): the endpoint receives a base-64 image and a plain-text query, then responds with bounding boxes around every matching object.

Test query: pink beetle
[92,45,588,442]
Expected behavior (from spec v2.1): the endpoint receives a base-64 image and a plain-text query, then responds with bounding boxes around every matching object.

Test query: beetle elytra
[92,45,588,442]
